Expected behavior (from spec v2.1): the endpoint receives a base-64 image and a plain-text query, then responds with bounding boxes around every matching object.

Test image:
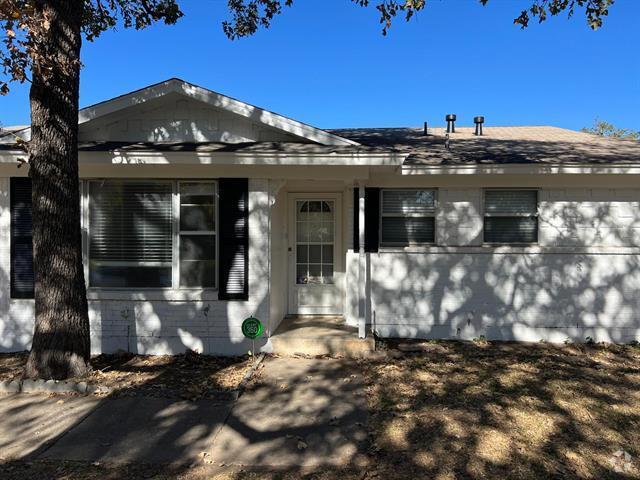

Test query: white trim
[402,164,640,175]
[77,78,359,147]
[358,184,366,339]
[0,150,405,167]
[84,151,404,166]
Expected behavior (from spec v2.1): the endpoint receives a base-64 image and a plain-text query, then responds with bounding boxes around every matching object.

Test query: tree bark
[24,0,90,380]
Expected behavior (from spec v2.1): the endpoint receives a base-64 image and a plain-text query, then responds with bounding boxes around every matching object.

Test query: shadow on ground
[363,340,640,480]
[1,342,640,479]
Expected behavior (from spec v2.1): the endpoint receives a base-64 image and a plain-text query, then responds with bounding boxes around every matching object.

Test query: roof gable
[78,78,358,146]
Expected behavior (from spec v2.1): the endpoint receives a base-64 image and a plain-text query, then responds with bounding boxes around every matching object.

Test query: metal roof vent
[423,121,429,136]
[446,114,456,133]
[474,116,485,136]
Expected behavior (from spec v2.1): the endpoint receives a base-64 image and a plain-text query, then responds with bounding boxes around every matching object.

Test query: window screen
[380,190,436,246]
[484,190,538,244]
[89,181,173,288]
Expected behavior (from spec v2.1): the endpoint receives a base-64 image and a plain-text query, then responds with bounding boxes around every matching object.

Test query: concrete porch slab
[271,316,375,357]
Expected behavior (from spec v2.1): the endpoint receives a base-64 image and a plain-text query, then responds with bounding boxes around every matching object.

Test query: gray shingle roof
[329,126,640,166]
[3,125,639,166]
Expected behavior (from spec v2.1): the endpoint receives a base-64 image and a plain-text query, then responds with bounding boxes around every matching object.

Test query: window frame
[86,179,218,291]
[379,188,438,247]
[482,188,539,245]
[176,180,219,290]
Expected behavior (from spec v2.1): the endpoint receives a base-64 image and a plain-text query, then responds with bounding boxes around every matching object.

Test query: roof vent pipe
[423,121,429,136]
[446,114,456,133]
[474,116,485,136]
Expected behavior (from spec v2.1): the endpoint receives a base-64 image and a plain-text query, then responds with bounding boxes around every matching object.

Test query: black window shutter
[353,188,360,251]
[10,177,34,299]
[364,188,380,253]
[218,178,249,301]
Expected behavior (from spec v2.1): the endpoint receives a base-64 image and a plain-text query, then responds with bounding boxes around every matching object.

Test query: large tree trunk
[24,0,90,380]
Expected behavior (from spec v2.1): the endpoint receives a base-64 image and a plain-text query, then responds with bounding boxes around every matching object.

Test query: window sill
[86,289,219,302]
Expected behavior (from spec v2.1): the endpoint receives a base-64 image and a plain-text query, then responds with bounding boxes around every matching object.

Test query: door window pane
[295,200,335,285]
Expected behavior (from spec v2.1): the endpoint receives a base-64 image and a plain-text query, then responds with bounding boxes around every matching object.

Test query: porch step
[271,315,375,358]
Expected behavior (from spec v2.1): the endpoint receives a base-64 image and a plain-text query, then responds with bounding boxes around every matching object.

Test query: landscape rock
[0,380,21,394]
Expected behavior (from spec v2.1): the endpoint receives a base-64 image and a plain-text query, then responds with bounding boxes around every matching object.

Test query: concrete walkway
[0,357,369,467]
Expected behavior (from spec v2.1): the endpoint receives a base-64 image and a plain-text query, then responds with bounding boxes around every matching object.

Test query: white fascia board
[402,164,640,175]
[0,150,27,163]
[76,150,406,167]
[78,78,359,147]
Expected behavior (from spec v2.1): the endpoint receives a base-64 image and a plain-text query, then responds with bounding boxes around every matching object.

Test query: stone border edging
[231,352,266,400]
[0,378,113,395]
[0,354,266,398]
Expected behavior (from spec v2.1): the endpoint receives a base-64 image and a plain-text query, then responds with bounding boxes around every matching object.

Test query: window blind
[484,190,537,215]
[382,189,436,215]
[89,181,173,287]
[484,190,538,244]
[380,189,436,246]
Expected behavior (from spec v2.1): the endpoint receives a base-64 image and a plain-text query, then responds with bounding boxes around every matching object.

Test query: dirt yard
[0,351,252,399]
[2,341,640,479]
[362,340,640,479]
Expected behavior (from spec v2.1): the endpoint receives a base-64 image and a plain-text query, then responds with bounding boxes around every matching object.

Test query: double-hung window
[88,180,217,289]
[179,182,216,288]
[380,189,436,246]
[483,189,538,244]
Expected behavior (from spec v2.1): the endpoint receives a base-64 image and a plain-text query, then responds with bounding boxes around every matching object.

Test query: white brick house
[1,79,640,355]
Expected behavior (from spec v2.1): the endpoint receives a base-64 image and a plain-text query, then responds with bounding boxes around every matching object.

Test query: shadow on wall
[372,200,640,343]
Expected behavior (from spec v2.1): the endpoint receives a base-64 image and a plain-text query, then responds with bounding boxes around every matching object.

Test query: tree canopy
[582,119,640,141]
[1,0,616,93]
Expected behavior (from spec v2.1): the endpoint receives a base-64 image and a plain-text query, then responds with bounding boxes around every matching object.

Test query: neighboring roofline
[77,78,359,147]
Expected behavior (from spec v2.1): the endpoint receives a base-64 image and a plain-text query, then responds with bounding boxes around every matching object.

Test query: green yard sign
[242,317,263,339]
[242,316,263,364]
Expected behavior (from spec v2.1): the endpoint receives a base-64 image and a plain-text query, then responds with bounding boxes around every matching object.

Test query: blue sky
[1,0,639,131]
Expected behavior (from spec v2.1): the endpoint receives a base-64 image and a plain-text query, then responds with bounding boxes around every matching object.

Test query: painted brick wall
[436,188,483,246]
[540,189,640,247]
[370,250,640,343]
[0,177,272,355]
[348,187,640,343]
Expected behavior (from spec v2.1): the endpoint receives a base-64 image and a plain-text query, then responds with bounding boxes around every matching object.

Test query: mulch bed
[0,351,252,400]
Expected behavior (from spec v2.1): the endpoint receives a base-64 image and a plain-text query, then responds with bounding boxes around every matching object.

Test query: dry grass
[362,340,640,479]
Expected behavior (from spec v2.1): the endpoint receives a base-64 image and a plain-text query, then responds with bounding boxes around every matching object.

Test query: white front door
[288,194,343,315]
